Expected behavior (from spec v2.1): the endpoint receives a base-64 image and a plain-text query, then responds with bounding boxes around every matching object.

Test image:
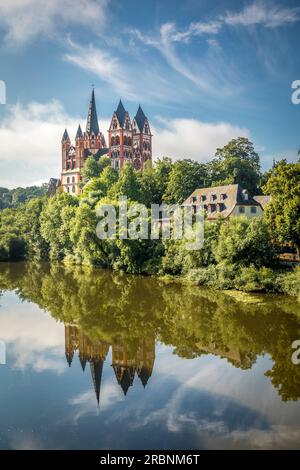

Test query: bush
[280,267,300,297]
[215,216,276,268]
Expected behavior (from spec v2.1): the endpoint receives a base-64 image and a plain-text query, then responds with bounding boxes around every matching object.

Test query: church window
[72,176,75,183]
[116,135,120,145]
[67,177,70,184]
[72,186,76,193]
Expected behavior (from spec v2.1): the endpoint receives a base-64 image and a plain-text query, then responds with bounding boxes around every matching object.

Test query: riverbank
[159,264,300,299]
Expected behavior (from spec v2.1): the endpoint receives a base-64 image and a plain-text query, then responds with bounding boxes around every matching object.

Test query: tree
[98,156,111,173]
[19,197,49,259]
[210,137,261,194]
[215,216,276,268]
[138,166,162,206]
[163,159,207,204]
[81,156,101,181]
[108,164,141,201]
[215,137,260,171]
[155,157,173,200]
[40,193,78,260]
[263,161,300,253]
[82,166,119,201]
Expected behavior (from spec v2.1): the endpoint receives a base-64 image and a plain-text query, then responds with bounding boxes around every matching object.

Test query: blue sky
[0,0,300,187]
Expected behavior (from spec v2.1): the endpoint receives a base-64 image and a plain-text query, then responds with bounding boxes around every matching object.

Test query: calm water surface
[0,262,300,450]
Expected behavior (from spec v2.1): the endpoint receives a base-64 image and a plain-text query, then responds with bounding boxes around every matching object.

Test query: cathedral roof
[90,359,104,406]
[86,89,100,136]
[62,129,70,142]
[76,124,83,139]
[134,105,147,132]
[112,365,135,395]
[65,350,73,367]
[83,148,109,160]
[137,367,151,388]
[115,99,127,127]
[79,354,87,372]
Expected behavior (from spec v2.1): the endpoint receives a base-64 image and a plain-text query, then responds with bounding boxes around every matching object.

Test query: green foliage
[81,156,101,181]
[40,193,79,260]
[82,166,119,202]
[163,159,207,204]
[109,164,141,201]
[209,137,261,194]
[264,160,300,253]
[0,185,47,209]
[215,216,276,268]
[2,261,300,400]
[215,137,260,171]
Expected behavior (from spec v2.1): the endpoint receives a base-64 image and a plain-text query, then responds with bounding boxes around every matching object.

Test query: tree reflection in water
[0,262,300,403]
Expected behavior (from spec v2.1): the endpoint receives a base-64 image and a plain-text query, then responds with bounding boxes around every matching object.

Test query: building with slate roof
[60,89,152,194]
[108,100,152,171]
[182,184,267,220]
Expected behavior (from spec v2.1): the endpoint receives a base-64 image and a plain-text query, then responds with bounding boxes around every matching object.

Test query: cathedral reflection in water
[65,325,155,405]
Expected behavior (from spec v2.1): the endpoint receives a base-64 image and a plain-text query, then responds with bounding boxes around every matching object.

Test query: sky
[0,0,299,188]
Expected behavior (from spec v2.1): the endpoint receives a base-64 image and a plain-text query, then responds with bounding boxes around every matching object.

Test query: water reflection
[0,261,300,406]
[65,324,155,403]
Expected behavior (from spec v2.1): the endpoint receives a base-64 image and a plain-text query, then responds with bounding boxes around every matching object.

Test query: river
[0,262,299,449]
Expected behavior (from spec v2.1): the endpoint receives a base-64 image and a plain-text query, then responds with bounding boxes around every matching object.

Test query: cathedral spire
[90,359,104,406]
[115,99,126,127]
[134,105,147,132]
[62,128,70,142]
[76,124,83,139]
[86,88,100,136]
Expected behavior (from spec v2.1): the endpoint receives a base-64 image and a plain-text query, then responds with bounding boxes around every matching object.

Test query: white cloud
[224,1,300,28]
[0,0,109,46]
[0,296,66,373]
[168,20,222,43]
[0,100,109,188]
[69,381,123,423]
[0,98,251,187]
[153,118,249,162]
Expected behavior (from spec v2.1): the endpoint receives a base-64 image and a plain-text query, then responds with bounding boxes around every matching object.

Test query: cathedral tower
[132,105,152,170]
[108,100,133,170]
[60,89,108,195]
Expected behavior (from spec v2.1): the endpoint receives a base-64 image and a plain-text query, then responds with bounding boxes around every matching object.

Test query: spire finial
[86,88,100,135]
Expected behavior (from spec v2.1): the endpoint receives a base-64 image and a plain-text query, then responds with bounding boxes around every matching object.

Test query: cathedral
[65,324,155,405]
[60,89,153,195]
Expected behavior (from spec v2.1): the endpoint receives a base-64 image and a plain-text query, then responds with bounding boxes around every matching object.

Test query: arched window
[124,136,127,145]
[115,135,120,145]
[67,177,70,184]
[72,176,75,183]
[127,137,131,146]
[72,186,76,193]
[111,136,115,146]
[67,186,70,193]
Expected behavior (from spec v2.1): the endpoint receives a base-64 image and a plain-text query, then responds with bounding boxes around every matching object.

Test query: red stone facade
[60,90,152,195]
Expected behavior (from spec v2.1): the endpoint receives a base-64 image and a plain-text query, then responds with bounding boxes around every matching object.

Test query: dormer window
[242,189,249,201]
[201,195,206,202]
[210,194,216,202]
[220,193,226,201]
